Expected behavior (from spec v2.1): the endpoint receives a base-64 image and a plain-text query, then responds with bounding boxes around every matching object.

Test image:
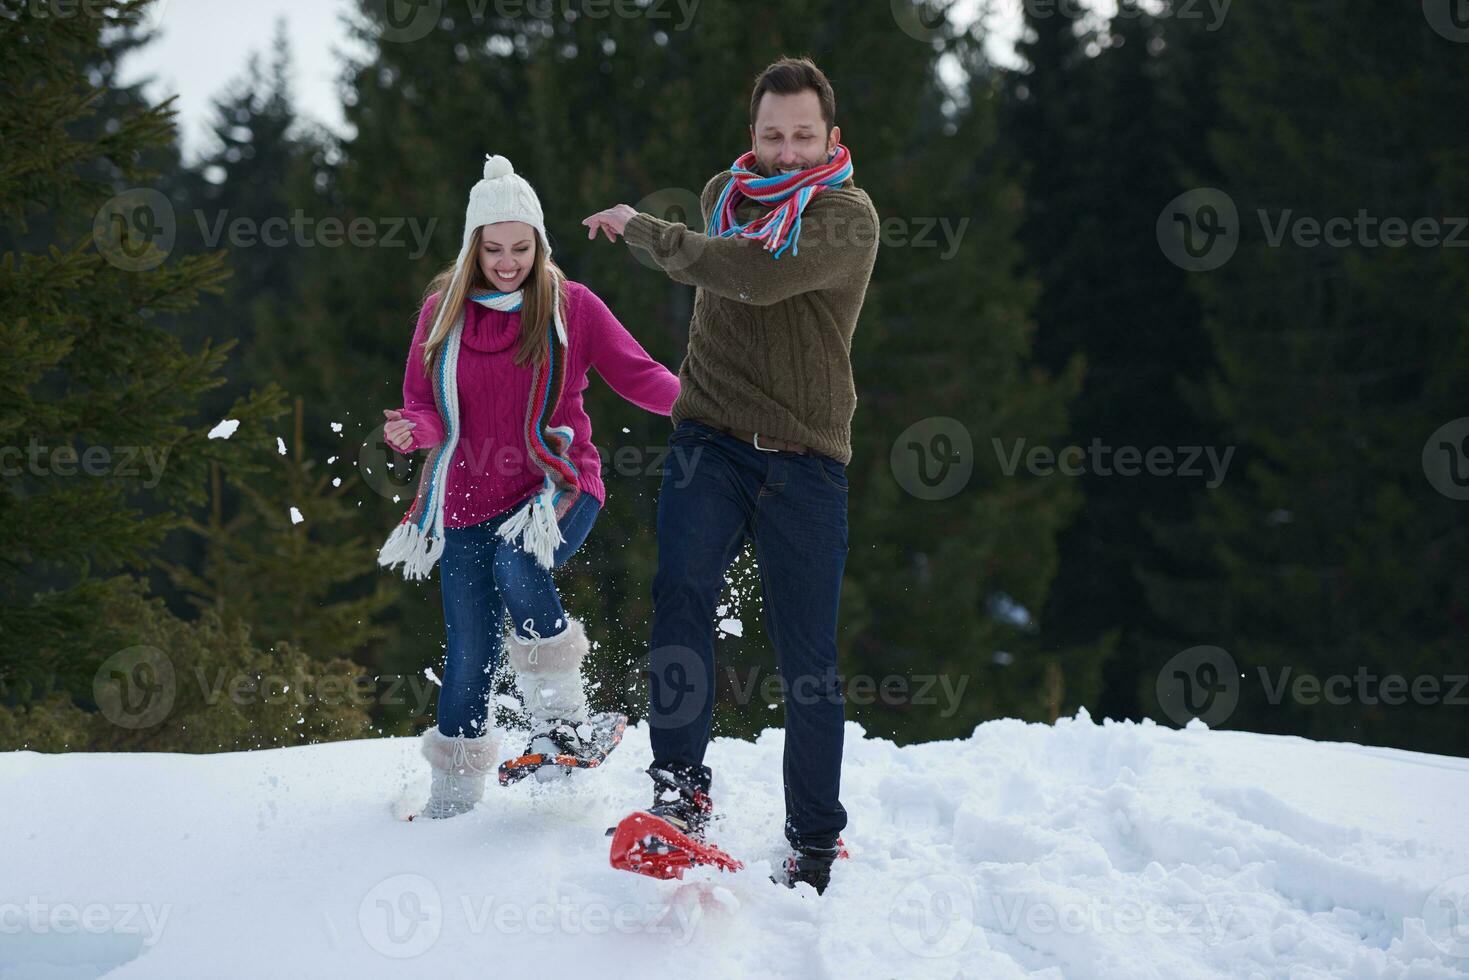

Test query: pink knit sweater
[397,280,679,528]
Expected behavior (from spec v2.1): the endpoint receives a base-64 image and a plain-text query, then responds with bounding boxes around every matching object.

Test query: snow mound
[3,712,1467,979]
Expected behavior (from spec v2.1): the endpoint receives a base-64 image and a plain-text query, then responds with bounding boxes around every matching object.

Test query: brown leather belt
[710,424,811,455]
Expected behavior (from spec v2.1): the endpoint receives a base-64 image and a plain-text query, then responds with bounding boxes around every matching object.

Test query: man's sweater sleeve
[399,294,447,452]
[622,174,878,306]
[573,285,680,416]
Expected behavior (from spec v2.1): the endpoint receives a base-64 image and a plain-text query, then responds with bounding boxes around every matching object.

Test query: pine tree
[0,0,373,750]
[159,396,398,662]
[1141,1,1469,754]
[1000,1,1229,724]
[1001,0,1098,376]
[1,575,375,752]
[171,20,314,421]
[0,0,272,695]
[135,26,398,686]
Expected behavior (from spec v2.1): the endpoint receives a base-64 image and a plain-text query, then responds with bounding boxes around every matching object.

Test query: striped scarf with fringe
[377,285,578,580]
[707,143,853,258]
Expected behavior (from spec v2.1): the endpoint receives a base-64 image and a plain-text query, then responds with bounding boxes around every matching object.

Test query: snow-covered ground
[4,711,1468,979]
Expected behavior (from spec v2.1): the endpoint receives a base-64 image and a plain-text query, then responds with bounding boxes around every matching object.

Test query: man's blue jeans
[436,490,600,738]
[649,418,849,850]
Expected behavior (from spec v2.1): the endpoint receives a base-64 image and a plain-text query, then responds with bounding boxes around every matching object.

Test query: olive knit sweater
[622,171,879,465]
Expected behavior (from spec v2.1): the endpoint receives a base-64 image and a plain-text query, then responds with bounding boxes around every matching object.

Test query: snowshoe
[497,711,626,786]
[607,763,739,879]
[607,811,743,879]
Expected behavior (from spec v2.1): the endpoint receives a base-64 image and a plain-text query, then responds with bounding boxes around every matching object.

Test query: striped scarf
[707,143,853,258]
[377,284,579,580]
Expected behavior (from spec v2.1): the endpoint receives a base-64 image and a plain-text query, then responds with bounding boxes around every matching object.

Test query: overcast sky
[117,0,1120,162]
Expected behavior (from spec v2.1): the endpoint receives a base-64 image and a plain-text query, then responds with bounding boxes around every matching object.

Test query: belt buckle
[752,432,779,453]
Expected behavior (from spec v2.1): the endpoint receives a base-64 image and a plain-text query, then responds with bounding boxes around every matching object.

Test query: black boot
[645,762,713,841]
[777,843,841,894]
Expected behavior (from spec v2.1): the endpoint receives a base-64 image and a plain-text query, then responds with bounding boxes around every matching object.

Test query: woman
[378,155,678,818]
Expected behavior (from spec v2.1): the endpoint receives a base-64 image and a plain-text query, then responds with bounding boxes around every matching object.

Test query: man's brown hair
[749,56,836,133]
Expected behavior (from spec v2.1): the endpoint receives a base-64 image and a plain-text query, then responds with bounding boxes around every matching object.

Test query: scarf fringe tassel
[377,520,445,581]
[495,485,565,570]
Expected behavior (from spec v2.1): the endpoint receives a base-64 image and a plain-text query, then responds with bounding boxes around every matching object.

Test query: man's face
[750,89,841,177]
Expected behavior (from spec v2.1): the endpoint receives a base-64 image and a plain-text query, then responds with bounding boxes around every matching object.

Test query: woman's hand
[382,408,422,453]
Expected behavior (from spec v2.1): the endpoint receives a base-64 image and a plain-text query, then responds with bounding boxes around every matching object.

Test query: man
[584,56,878,894]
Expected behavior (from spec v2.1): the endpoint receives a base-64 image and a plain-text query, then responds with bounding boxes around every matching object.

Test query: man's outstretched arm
[583,190,878,307]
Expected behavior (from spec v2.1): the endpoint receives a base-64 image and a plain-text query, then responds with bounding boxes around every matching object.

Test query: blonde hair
[418,226,566,375]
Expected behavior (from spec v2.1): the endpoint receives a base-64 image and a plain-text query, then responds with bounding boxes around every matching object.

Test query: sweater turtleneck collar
[460,299,521,353]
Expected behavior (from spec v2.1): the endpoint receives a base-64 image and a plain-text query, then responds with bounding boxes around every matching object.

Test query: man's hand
[582,204,638,243]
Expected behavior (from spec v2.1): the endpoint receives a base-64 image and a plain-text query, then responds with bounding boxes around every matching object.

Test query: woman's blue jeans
[435,490,600,738]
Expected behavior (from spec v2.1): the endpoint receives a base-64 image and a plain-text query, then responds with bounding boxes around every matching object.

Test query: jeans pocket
[669,420,715,445]
[815,455,849,492]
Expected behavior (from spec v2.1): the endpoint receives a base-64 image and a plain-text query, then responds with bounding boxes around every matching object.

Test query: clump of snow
[3,714,1467,978]
[288,507,303,525]
[207,419,240,439]
[276,437,288,456]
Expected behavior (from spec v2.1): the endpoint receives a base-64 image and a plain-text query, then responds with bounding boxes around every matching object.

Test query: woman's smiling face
[478,221,535,292]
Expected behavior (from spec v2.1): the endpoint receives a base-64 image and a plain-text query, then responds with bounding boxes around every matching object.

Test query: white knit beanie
[456,153,551,269]
[441,153,564,347]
